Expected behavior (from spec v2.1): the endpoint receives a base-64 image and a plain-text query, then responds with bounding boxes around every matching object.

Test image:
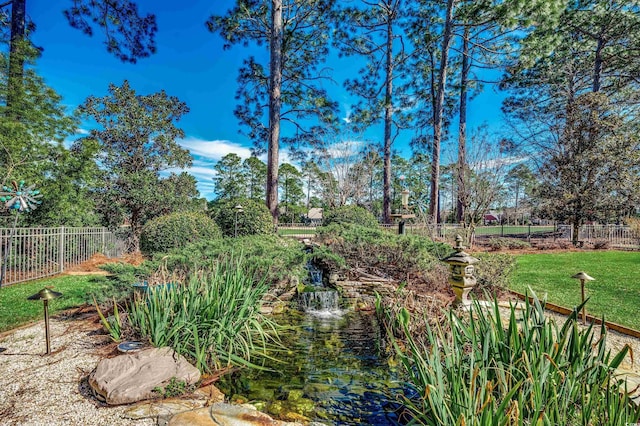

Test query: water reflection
[219,310,406,425]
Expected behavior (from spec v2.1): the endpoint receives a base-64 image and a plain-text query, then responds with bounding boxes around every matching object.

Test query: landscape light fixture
[571,271,595,324]
[234,204,244,238]
[27,287,63,355]
[401,189,410,210]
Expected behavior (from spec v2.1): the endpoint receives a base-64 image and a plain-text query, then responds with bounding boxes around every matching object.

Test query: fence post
[58,226,65,273]
[101,227,106,254]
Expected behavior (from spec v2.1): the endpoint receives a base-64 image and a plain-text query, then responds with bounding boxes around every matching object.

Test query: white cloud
[178,137,252,160]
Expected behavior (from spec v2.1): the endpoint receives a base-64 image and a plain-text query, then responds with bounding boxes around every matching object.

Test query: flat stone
[168,403,303,426]
[193,384,226,403]
[124,399,205,419]
[89,347,201,405]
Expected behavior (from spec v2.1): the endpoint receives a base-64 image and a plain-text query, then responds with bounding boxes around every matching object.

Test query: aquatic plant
[127,255,279,372]
[391,294,639,425]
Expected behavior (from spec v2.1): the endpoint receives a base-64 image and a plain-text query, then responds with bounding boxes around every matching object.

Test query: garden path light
[27,287,63,355]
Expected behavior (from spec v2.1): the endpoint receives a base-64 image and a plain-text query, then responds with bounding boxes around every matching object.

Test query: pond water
[218,309,407,425]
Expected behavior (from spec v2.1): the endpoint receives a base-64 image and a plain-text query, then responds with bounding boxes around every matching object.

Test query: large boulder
[89,347,201,405]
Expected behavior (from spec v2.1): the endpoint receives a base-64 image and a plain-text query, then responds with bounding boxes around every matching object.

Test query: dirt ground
[64,252,146,274]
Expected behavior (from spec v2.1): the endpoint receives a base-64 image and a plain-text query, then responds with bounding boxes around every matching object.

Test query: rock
[89,347,201,405]
[168,402,303,426]
[124,399,205,419]
[193,384,225,404]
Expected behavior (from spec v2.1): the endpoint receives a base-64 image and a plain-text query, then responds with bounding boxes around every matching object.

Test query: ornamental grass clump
[392,294,639,425]
[127,256,278,373]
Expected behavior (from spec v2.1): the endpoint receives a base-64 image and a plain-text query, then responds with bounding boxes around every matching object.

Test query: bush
[140,212,221,254]
[486,237,531,251]
[593,239,610,250]
[474,252,517,293]
[316,224,449,286]
[105,234,309,287]
[210,198,274,237]
[323,205,378,228]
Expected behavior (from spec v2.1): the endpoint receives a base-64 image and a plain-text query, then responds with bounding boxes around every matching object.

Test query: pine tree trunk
[267,0,283,226]
[429,0,455,224]
[456,25,470,224]
[382,17,394,224]
[7,0,26,115]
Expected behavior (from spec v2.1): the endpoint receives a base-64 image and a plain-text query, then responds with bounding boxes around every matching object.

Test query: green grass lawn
[0,275,110,333]
[509,251,640,330]
[277,228,316,236]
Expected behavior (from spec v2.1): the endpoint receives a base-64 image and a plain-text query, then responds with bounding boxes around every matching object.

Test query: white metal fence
[280,222,639,250]
[0,227,125,287]
[557,224,639,249]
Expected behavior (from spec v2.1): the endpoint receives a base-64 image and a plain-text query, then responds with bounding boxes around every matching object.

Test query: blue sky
[25,0,509,199]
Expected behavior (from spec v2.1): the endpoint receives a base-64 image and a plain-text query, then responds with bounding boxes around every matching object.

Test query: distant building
[306,208,323,225]
[483,213,501,225]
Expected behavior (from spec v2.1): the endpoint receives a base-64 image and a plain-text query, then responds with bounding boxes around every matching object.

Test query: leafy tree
[0,47,88,226]
[0,52,77,189]
[451,1,519,223]
[243,155,266,201]
[25,138,103,226]
[502,0,640,151]
[333,0,411,224]
[207,0,338,222]
[213,153,246,200]
[2,0,157,113]
[63,0,157,63]
[78,80,196,252]
[312,127,375,207]
[534,93,640,244]
[301,160,322,210]
[209,197,274,237]
[278,162,304,223]
[504,163,535,224]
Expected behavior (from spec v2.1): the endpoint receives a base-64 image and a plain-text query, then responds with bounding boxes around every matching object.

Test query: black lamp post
[27,287,63,355]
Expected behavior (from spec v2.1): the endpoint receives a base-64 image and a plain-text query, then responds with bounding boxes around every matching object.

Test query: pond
[218,309,407,425]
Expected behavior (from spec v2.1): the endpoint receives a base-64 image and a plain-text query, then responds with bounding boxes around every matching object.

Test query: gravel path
[0,315,154,426]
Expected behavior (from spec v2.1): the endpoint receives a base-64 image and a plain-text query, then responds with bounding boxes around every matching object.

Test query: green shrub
[474,252,517,292]
[210,198,274,237]
[127,257,278,372]
[159,234,308,284]
[104,235,309,287]
[391,295,639,425]
[316,224,449,283]
[323,205,378,228]
[486,237,531,251]
[140,212,222,254]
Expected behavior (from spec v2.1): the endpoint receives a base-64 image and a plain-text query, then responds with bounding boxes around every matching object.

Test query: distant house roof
[307,208,323,220]
[484,213,500,222]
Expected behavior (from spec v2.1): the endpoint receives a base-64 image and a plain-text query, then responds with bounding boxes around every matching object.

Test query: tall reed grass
[387,295,639,425]
[127,256,278,372]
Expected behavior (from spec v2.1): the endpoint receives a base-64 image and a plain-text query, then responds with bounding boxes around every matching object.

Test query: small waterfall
[300,262,341,316]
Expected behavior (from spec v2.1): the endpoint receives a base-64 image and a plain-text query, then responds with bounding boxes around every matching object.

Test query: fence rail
[557,224,639,249]
[279,222,639,250]
[0,227,125,287]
